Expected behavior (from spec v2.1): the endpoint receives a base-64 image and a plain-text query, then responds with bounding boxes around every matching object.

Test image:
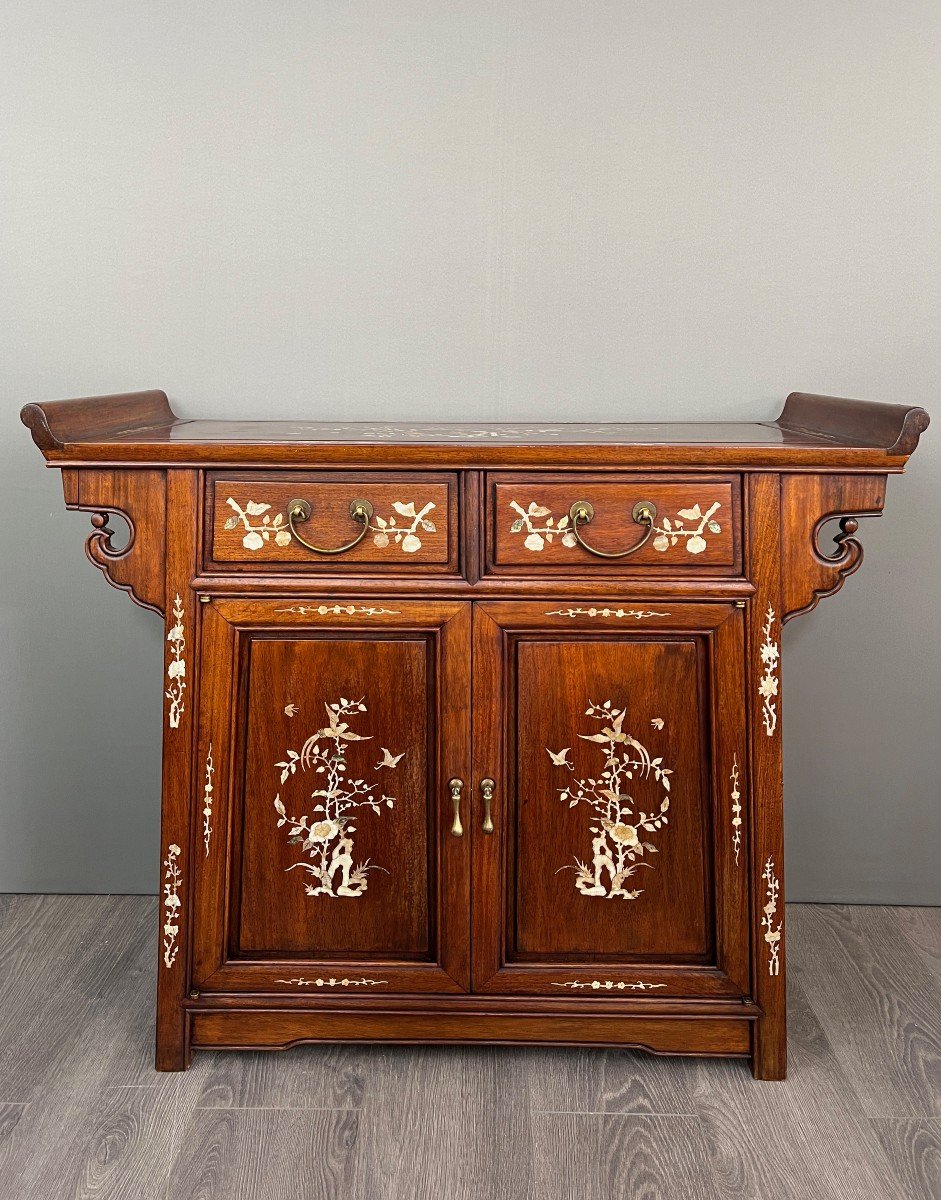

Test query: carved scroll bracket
[62,468,167,616]
[781,474,887,623]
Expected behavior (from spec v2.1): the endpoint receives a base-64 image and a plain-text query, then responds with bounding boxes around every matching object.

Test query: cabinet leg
[155,1010,191,1072]
[751,1014,787,1080]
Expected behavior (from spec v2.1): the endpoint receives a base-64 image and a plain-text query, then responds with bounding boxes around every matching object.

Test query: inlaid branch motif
[275,605,400,617]
[545,608,670,620]
[273,698,402,898]
[551,979,667,991]
[509,501,577,551]
[730,754,742,867]
[762,857,781,976]
[651,501,722,555]
[547,702,673,900]
[162,844,182,969]
[202,745,214,857]
[759,607,780,736]
[165,593,186,729]
[510,500,722,554]
[224,497,437,554]
[274,976,388,988]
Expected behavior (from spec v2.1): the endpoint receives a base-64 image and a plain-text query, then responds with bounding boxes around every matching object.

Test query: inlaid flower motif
[511,498,722,555]
[225,497,437,555]
[607,822,639,847]
[273,698,403,898]
[759,607,780,735]
[547,702,673,900]
[165,594,186,729]
[308,819,338,842]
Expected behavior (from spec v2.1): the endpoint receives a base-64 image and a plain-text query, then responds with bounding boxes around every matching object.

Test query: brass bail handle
[480,778,495,834]
[568,499,658,559]
[287,497,375,555]
[449,778,464,837]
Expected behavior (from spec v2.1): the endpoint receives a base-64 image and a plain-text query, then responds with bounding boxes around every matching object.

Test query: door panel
[193,599,470,995]
[514,636,709,959]
[472,602,749,998]
[238,636,431,956]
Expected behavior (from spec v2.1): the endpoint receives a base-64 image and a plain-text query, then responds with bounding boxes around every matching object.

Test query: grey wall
[1,1,938,901]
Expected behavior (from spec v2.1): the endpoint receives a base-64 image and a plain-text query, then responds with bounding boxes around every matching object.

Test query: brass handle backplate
[287,497,374,555]
[449,778,464,837]
[480,778,495,834]
[568,499,657,559]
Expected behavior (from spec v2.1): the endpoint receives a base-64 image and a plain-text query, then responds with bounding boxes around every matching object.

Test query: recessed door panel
[238,635,430,957]
[515,637,709,959]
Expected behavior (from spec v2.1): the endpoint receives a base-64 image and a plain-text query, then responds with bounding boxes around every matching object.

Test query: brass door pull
[568,499,657,559]
[449,778,464,837]
[287,497,374,555]
[480,778,495,834]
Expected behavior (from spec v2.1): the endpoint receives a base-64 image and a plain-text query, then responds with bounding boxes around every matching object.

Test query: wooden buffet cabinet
[22,389,929,1079]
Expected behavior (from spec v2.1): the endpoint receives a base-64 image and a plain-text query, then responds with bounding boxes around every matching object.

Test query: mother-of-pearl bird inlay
[273,697,403,898]
[547,702,673,900]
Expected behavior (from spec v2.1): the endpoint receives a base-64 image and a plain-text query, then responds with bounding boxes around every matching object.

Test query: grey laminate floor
[0,897,939,1199]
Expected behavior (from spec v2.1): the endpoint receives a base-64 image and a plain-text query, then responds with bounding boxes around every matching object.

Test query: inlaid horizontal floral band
[510,499,721,554]
[224,497,437,554]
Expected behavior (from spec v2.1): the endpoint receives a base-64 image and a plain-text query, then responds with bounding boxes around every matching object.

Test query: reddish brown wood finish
[471,603,749,999]
[20,389,929,1080]
[191,599,471,996]
[208,472,456,570]
[488,474,739,572]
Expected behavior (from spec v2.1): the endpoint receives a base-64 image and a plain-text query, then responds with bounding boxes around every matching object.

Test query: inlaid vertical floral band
[162,844,182,969]
[759,606,779,736]
[730,755,743,867]
[202,744,214,857]
[165,593,186,729]
[761,857,781,976]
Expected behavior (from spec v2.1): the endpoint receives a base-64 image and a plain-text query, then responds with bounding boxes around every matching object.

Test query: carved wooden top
[21,390,928,470]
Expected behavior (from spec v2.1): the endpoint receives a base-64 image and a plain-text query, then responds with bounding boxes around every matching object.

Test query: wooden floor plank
[191,1044,367,1112]
[531,1112,719,1200]
[166,1108,359,1200]
[788,905,941,1118]
[527,1043,698,1116]
[348,1045,534,1200]
[689,980,903,1198]
[872,1118,941,1200]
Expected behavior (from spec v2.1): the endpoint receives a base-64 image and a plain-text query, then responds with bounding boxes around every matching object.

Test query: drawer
[487,473,740,573]
[207,472,459,573]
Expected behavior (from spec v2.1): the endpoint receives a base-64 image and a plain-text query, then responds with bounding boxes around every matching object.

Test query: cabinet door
[193,599,470,995]
[472,602,749,998]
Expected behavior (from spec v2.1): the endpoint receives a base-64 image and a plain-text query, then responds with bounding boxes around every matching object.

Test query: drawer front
[488,474,740,572]
[208,472,458,572]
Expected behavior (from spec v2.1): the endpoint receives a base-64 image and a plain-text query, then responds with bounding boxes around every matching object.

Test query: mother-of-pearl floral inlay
[510,500,722,554]
[274,976,388,988]
[162,844,182,969]
[545,607,670,620]
[730,754,742,867]
[165,593,186,729]
[273,698,402,898]
[762,857,782,976]
[759,607,780,736]
[551,979,667,991]
[275,605,400,617]
[224,497,437,554]
[202,744,214,857]
[547,701,673,900]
